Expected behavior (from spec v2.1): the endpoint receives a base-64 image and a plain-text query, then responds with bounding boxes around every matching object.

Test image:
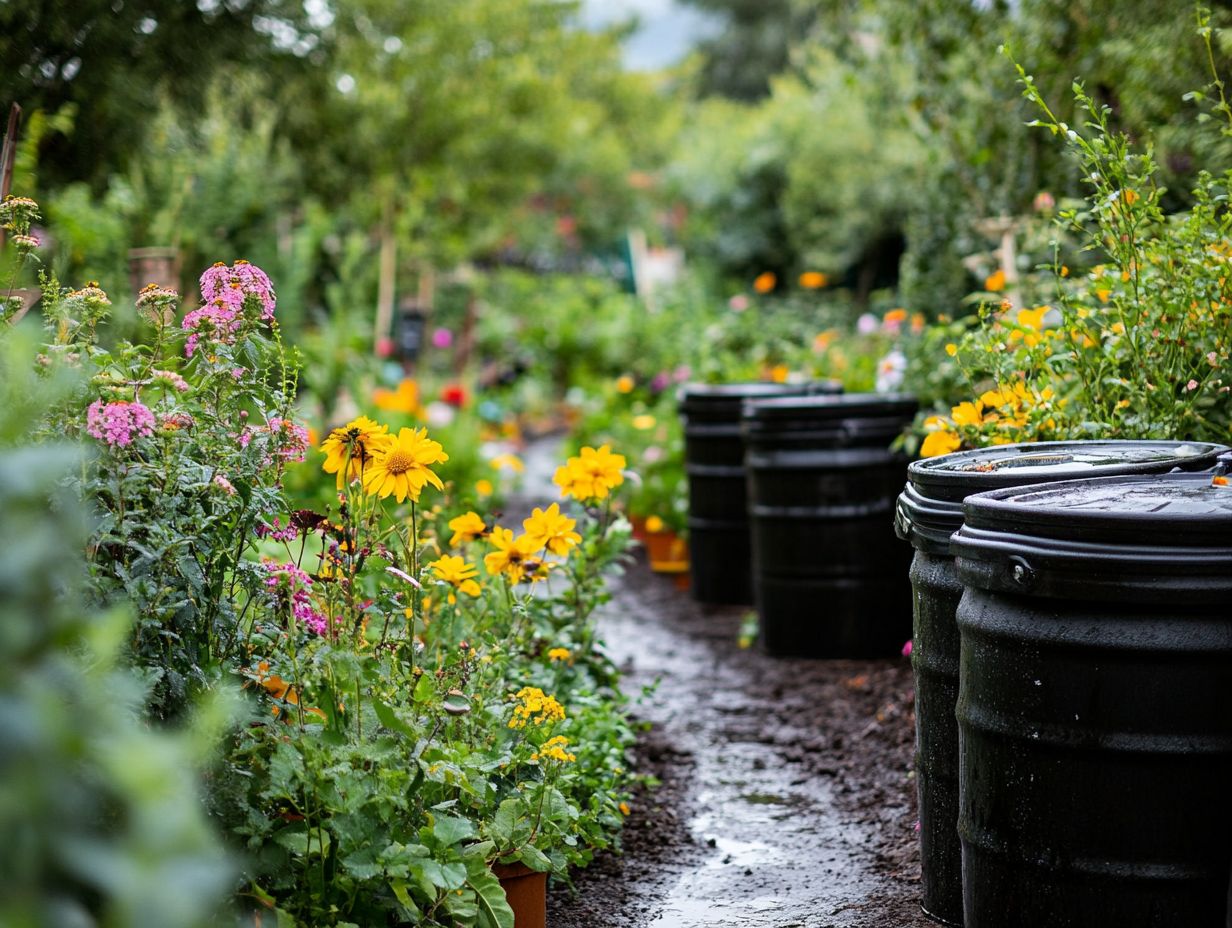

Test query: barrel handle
[1009,555,1037,590]
[1197,450,1232,474]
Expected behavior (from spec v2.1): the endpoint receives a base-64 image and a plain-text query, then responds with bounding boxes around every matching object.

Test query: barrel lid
[895,440,1227,554]
[951,472,1232,602]
[742,392,918,421]
[678,380,842,421]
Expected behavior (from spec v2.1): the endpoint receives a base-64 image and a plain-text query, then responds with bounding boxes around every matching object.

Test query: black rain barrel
[680,380,842,605]
[951,471,1232,927]
[894,440,1226,926]
[744,392,917,657]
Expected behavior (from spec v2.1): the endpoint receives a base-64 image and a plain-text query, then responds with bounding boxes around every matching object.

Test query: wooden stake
[0,103,23,250]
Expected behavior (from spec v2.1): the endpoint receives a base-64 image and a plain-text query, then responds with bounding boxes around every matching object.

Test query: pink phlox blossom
[182,298,241,356]
[200,260,276,322]
[295,603,330,636]
[264,562,325,632]
[268,417,310,463]
[151,369,190,392]
[256,517,298,543]
[86,400,156,447]
[212,474,237,496]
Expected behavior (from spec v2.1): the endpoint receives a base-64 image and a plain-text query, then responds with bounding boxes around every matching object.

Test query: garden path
[512,439,932,928]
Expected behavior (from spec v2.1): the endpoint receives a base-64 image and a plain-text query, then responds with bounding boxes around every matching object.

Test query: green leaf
[372,698,417,738]
[467,869,515,928]
[462,839,496,860]
[417,858,468,890]
[517,844,552,873]
[489,798,520,845]
[434,814,476,846]
[413,673,434,702]
[390,878,420,918]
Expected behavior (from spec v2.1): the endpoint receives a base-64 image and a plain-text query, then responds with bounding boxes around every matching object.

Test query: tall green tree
[0,0,326,188]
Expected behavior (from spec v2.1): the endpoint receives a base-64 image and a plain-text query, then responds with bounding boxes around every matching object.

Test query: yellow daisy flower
[320,416,391,489]
[448,511,488,547]
[362,426,448,503]
[522,503,581,556]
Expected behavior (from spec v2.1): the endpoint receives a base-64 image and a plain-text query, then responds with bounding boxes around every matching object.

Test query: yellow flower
[362,426,448,503]
[616,375,635,394]
[632,414,657,430]
[920,429,961,458]
[644,514,665,533]
[799,271,828,289]
[554,445,626,502]
[1122,188,1139,206]
[429,555,482,601]
[984,268,1006,292]
[619,801,631,816]
[950,401,984,427]
[945,343,958,357]
[489,453,524,473]
[753,271,776,293]
[523,503,581,556]
[448,511,488,547]
[547,647,572,663]
[531,735,576,764]
[980,388,1013,409]
[1017,306,1049,331]
[769,364,789,384]
[372,379,419,415]
[484,526,539,583]
[320,416,392,489]
[475,478,494,497]
[508,686,566,729]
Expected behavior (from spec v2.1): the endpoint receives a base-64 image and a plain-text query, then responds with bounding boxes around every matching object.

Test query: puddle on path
[600,589,924,928]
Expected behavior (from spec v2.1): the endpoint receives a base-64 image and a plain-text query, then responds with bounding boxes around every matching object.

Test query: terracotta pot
[628,514,649,543]
[644,529,689,594]
[493,861,546,928]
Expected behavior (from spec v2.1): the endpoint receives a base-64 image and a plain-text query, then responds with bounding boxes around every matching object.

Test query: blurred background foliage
[7,0,1232,333]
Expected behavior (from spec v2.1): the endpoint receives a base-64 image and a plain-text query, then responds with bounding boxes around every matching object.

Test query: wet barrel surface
[952,472,1232,927]
[744,393,916,658]
[679,381,840,605]
[894,440,1226,926]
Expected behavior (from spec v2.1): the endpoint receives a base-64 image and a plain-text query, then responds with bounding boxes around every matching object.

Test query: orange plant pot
[644,529,689,581]
[493,862,547,928]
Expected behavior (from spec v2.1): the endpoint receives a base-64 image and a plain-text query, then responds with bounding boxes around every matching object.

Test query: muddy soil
[547,558,931,928]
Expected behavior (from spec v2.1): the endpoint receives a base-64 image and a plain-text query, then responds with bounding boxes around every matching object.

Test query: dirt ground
[546,555,932,928]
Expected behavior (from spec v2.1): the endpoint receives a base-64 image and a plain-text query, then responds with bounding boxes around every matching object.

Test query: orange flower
[373,379,420,415]
[753,272,776,294]
[884,308,908,325]
[799,271,828,289]
[984,269,1006,292]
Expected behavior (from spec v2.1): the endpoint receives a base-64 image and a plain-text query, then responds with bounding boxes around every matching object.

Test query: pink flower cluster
[199,259,276,321]
[264,562,328,636]
[183,260,276,357]
[151,368,190,392]
[256,516,299,543]
[86,400,156,447]
[268,417,310,463]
